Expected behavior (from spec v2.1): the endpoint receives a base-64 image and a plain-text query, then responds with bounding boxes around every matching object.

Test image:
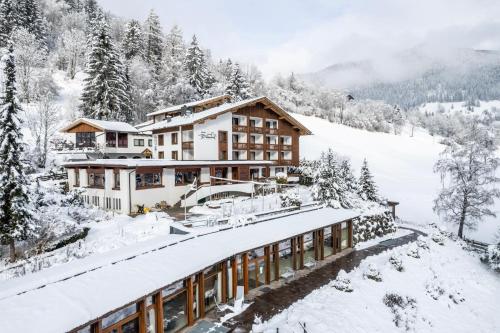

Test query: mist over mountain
[302,47,500,109]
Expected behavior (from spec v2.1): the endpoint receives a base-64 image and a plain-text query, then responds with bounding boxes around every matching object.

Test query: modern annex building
[63,96,312,213]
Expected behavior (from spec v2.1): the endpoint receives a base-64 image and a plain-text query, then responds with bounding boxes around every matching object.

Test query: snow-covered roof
[63,158,275,168]
[0,207,357,333]
[141,96,312,135]
[146,95,230,117]
[60,118,140,133]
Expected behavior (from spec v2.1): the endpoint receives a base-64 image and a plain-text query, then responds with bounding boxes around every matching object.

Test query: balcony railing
[249,126,264,134]
[182,141,194,149]
[280,144,292,151]
[265,128,279,135]
[249,143,263,150]
[267,144,279,150]
[279,160,294,166]
[232,125,247,132]
[232,142,248,150]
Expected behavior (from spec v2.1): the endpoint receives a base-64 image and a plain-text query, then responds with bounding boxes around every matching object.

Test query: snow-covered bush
[383,293,418,331]
[406,245,420,259]
[425,276,445,300]
[280,191,302,208]
[416,236,430,250]
[352,211,396,245]
[481,244,500,271]
[431,231,446,245]
[275,172,287,185]
[363,263,382,282]
[330,270,353,292]
[389,253,404,272]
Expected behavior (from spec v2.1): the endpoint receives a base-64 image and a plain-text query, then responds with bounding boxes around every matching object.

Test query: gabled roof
[146,95,230,117]
[141,96,312,135]
[60,118,139,133]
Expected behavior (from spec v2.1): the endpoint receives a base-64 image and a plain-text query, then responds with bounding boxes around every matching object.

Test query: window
[266,120,278,129]
[136,170,162,189]
[88,170,105,187]
[171,132,178,144]
[250,135,256,143]
[232,117,240,125]
[232,134,239,143]
[171,151,178,160]
[219,131,228,143]
[219,150,227,160]
[106,132,116,147]
[114,171,120,189]
[163,286,188,333]
[74,169,80,186]
[158,134,164,146]
[75,132,96,148]
[148,139,152,147]
[118,133,128,148]
[175,168,200,185]
[250,151,256,160]
[182,130,193,142]
[133,138,144,146]
[341,222,349,249]
[101,303,139,332]
[158,151,164,159]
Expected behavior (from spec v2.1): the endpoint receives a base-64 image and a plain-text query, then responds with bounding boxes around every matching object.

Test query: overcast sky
[98,0,500,77]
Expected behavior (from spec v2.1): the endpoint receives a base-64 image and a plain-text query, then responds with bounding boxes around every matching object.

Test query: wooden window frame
[117,133,128,148]
[158,134,164,146]
[171,132,178,145]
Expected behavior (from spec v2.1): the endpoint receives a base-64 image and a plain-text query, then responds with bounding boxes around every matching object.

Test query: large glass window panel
[226,260,233,300]
[121,318,139,333]
[303,232,315,263]
[204,268,222,311]
[324,227,334,257]
[163,290,187,333]
[101,303,138,329]
[278,240,293,276]
[146,307,156,333]
[341,222,349,250]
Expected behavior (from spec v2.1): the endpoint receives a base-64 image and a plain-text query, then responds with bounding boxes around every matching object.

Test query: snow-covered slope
[297,114,499,243]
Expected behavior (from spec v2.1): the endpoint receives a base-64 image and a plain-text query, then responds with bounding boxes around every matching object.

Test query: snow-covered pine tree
[143,9,162,72]
[340,159,358,195]
[80,13,131,121]
[15,0,47,45]
[83,0,99,23]
[162,25,186,83]
[122,19,143,60]
[312,149,352,208]
[358,158,379,201]
[0,0,16,48]
[226,63,252,101]
[434,120,500,239]
[0,43,33,262]
[185,35,213,96]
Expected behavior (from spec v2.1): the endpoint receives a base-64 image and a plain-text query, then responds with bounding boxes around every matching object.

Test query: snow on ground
[52,70,85,122]
[253,233,500,333]
[418,100,500,117]
[296,113,500,243]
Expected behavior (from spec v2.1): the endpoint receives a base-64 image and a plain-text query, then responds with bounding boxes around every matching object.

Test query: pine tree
[15,0,47,45]
[340,159,358,194]
[162,24,185,83]
[83,0,99,23]
[226,63,252,101]
[0,43,33,262]
[143,9,162,72]
[80,13,131,121]
[185,35,212,96]
[122,19,143,60]
[312,149,352,208]
[0,0,16,48]
[358,158,378,201]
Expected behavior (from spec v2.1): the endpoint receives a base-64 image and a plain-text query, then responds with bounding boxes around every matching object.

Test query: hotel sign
[199,131,216,139]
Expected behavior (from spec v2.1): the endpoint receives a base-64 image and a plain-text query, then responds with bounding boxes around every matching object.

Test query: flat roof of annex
[63,159,275,169]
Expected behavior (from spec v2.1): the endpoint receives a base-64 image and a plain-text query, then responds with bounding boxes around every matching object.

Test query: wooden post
[231,257,237,298]
[313,231,319,261]
[138,299,146,333]
[186,277,194,326]
[273,243,280,280]
[221,261,228,303]
[154,291,163,333]
[197,272,205,318]
[332,225,336,254]
[291,238,297,270]
[319,229,325,260]
[264,246,271,284]
[91,321,101,333]
[242,253,249,295]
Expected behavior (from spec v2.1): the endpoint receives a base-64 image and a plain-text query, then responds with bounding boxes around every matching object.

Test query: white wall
[194,112,233,160]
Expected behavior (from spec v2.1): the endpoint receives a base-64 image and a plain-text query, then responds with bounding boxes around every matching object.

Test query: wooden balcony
[265,128,279,135]
[232,142,248,150]
[279,159,294,166]
[249,126,264,134]
[249,143,263,150]
[232,125,247,132]
[182,141,194,149]
[268,144,279,151]
[280,144,292,151]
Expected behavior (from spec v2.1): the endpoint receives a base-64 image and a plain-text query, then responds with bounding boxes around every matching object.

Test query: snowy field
[254,232,500,333]
[296,113,500,243]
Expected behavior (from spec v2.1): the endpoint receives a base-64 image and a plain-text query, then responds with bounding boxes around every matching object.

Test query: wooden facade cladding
[66,123,102,133]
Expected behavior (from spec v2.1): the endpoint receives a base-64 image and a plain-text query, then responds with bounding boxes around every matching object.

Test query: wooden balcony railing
[249,126,264,134]
[232,142,248,150]
[265,128,279,135]
[249,143,263,150]
[232,125,247,132]
[280,144,292,151]
[268,144,279,151]
[279,160,294,166]
[182,141,194,149]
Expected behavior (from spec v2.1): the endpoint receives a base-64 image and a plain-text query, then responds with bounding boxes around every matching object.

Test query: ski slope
[296,113,499,243]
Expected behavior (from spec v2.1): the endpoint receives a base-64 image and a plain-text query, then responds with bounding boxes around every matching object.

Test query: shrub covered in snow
[389,253,404,272]
[363,263,382,282]
[431,231,446,245]
[416,236,430,250]
[406,245,421,258]
[481,244,500,271]
[383,293,418,331]
[330,269,353,292]
[280,191,302,208]
[425,276,446,300]
[353,211,397,245]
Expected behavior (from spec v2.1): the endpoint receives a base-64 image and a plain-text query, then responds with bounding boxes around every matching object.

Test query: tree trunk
[458,198,468,239]
[9,239,16,263]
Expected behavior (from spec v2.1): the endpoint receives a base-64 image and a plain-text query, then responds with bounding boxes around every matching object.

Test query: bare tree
[26,95,59,168]
[434,120,500,239]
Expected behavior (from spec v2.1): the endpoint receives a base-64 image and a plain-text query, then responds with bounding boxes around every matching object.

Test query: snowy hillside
[297,113,500,243]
